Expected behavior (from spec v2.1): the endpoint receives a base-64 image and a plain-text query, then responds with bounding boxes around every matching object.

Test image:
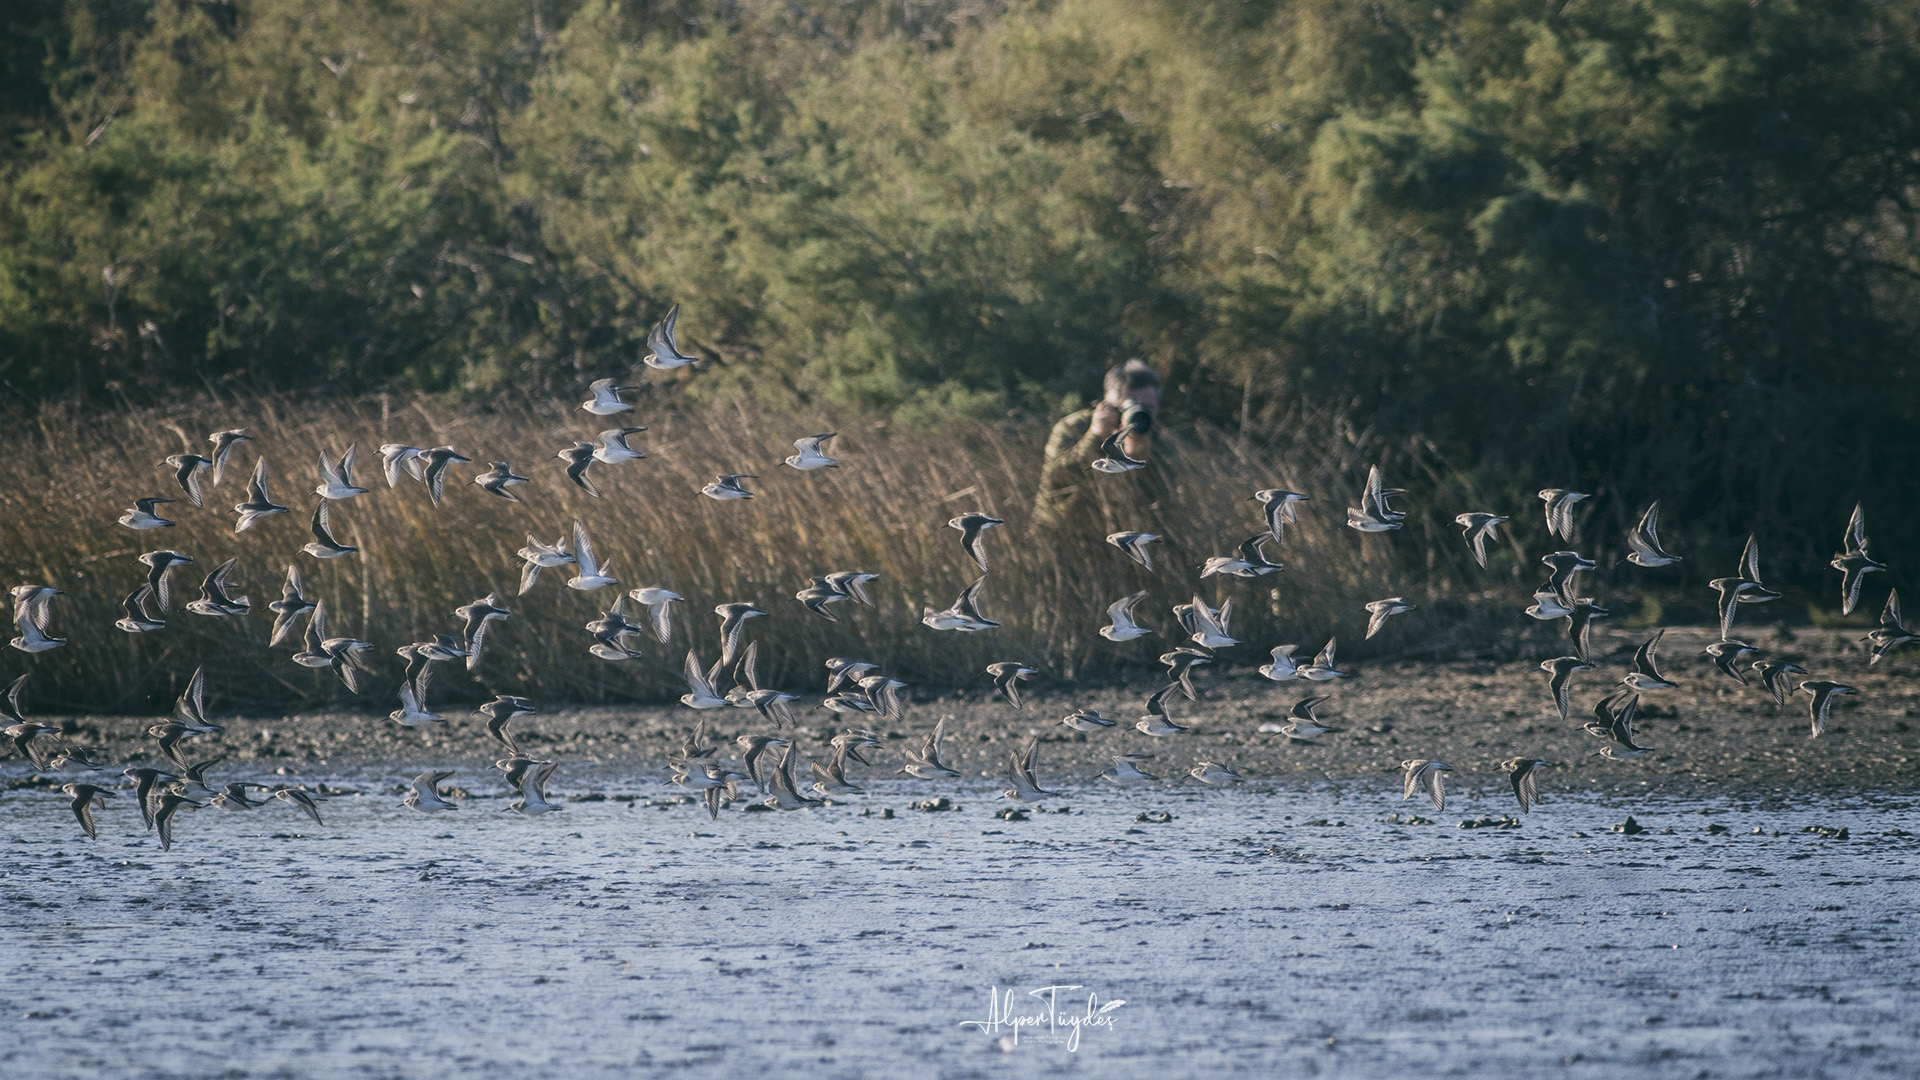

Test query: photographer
[1034,360,1162,527]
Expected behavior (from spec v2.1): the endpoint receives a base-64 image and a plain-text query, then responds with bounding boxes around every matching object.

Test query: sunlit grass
[0,392,1515,713]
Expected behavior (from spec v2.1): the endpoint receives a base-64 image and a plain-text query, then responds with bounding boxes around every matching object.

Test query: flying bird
[232,459,290,533]
[581,377,636,416]
[784,433,839,470]
[1501,758,1551,813]
[1830,503,1886,616]
[1347,465,1404,532]
[313,445,368,500]
[1401,759,1452,811]
[1625,501,1681,567]
[120,496,176,530]
[422,447,471,506]
[1538,488,1589,540]
[1252,489,1308,546]
[948,513,1004,572]
[644,304,699,370]
[301,501,358,559]
[473,461,529,502]
[1454,512,1507,568]
[207,429,251,485]
[700,474,756,501]
[1364,597,1415,639]
[594,427,646,465]
[558,441,601,498]
[1106,531,1161,572]
[1797,680,1856,738]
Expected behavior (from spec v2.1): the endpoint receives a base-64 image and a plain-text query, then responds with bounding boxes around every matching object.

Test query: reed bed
[0,392,1525,713]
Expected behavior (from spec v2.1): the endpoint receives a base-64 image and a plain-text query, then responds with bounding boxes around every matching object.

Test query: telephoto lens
[1123,402,1153,434]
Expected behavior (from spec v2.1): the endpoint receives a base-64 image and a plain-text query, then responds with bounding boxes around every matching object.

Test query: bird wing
[1847,502,1870,555]
[572,521,598,576]
[683,650,713,696]
[317,449,343,490]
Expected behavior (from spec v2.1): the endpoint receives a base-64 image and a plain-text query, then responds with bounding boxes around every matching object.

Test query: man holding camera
[1033,360,1163,527]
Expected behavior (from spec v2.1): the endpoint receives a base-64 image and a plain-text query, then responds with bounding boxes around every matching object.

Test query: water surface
[3,773,1916,1078]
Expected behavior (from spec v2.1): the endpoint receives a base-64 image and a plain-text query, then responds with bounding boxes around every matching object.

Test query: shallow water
[4,772,1919,1079]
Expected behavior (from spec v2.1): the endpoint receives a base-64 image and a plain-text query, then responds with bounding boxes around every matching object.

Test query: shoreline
[13,627,1913,799]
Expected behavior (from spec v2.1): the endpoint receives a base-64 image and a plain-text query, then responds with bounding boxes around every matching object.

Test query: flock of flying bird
[3,312,1913,846]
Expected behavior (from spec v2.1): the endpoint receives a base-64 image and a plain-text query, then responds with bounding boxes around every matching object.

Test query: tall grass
[0,391,1530,713]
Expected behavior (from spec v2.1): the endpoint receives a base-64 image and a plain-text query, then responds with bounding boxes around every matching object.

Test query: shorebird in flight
[10,585,65,652]
[1106,531,1161,572]
[558,441,601,498]
[1003,737,1061,802]
[378,444,427,487]
[120,496,176,530]
[208,429,251,485]
[784,433,838,470]
[1252,489,1308,546]
[1201,534,1283,578]
[1705,639,1757,684]
[1798,680,1856,738]
[700,473,756,500]
[1298,637,1349,681]
[164,453,212,507]
[1258,644,1304,682]
[1135,683,1189,735]
[473,461,529,501]
[922,576,998,632]
[593,427,646,465]
[404,770,459,812]
[301,501,358,559]
[1091,431,1146,473]
[1190,761,1244,786]
[901,716,961,779]
[1868,591,1915,665]
[1347,465,1404,532]
[422,446,470,506]
[1538,488,1589,540]
[314,445,368,500]
[567,521,618,591]
[644,303,699,370]
[1830,502,1885,616]
[1539,656,1592,722]
[986,662,1036,709]
[1101,754,1159,784]
[1364,596,1415,639]
[581,377,636,416]
[1625,501,1681,567]
[1100,591,1151,642]
[184,559,249,617]
[1454,512,1507,568]
[517,534,575,594]
[948,513,1004,572]
[138,550,193,613]
[1620,629,1677,692]
[1402,759,1452,810]
[1502,758,1550,813]
[233,459,290,533]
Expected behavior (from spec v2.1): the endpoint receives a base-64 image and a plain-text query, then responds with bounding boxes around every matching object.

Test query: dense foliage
[2,0,1916,572]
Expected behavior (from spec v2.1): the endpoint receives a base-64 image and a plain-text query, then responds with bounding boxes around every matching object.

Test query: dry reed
[0,391,1518,713]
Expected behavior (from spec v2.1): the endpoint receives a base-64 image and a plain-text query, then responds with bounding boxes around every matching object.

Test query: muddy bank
[18,627,1916,800]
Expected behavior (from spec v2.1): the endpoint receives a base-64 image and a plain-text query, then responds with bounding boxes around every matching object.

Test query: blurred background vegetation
[0,0,1914,709]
